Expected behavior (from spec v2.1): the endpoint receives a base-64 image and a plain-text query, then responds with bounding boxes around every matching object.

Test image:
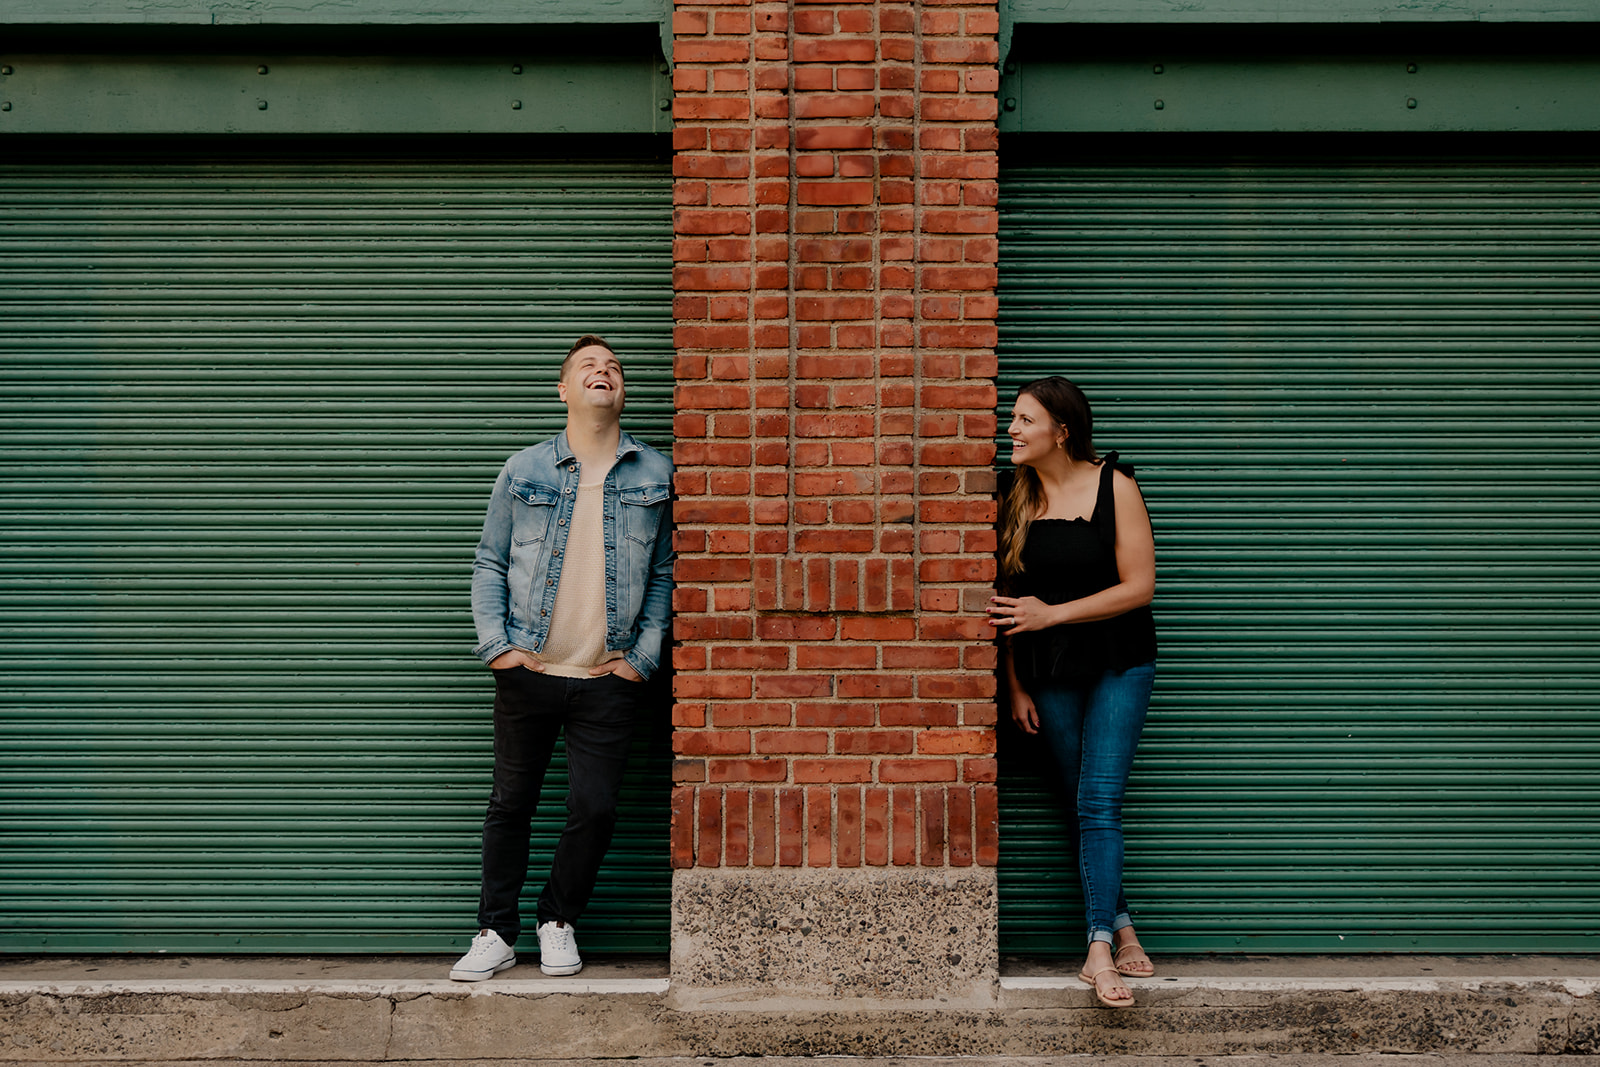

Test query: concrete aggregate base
[669,867,999,1004]
[2,978,1596,1061]
[11,1060,1597,1067]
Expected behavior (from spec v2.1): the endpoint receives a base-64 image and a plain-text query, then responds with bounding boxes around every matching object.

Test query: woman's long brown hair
[998,377,1099,584]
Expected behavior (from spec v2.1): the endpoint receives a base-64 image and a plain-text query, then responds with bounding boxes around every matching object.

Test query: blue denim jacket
[471,430,674,680]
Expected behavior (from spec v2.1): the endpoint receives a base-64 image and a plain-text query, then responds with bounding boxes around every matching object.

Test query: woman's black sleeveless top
[1011,451,1157,685]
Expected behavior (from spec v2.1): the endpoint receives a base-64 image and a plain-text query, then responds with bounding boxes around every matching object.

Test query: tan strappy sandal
[1113,941,1155,978]
[1078,965,1135,1008]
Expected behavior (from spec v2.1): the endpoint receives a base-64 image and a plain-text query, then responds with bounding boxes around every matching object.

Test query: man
[449,335,673,981]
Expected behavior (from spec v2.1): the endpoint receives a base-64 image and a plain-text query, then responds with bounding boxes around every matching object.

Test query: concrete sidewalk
[2,954,1597,1061]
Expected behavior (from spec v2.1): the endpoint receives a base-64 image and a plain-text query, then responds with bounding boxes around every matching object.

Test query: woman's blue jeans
[1031,661,1155,947]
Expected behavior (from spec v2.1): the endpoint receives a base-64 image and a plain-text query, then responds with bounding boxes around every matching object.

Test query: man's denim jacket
[471,430,674,680]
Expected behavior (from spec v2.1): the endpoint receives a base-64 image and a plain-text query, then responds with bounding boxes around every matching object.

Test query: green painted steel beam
[0,51,673,134]
[0,0,668,25]
[1004,0,1600,23]
[1001,55,1600,132]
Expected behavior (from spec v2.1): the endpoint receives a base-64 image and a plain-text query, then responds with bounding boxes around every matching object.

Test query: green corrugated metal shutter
[0,143,674,953]
[997,141,1600,954]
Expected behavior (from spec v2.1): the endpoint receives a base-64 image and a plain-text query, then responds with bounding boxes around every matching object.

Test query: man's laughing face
[559,344,625,414]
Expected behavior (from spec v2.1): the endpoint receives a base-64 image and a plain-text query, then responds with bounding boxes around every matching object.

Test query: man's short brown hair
[561,334,618,380]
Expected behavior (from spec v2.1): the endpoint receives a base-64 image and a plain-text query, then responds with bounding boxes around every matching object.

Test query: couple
[447,344,1158,1009]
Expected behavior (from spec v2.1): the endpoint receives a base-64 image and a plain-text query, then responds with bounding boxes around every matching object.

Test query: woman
[988,376,1159,1009]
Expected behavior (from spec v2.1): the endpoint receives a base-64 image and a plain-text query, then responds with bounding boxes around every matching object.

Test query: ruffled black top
[1010,451,1158,685]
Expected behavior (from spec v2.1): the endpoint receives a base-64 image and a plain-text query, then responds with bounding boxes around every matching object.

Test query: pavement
[2,954,1597,1062]
[9,1059,1593,1067]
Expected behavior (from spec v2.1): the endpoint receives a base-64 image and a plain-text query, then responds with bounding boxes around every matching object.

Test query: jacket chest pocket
[510,480,562,546]
[619,483,670,546]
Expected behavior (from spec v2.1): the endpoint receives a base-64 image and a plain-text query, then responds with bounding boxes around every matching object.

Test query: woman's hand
[987,595,1059,634]
[1010,690,1040,735]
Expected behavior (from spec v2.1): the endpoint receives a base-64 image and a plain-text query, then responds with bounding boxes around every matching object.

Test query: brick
[796,295,874,320]
[921,382,997,409]
[975,784,999,866]
[948,785,973,867]
[672,615,754,641]
[677,39,752,63]
[756,673,835,698]
[675,730,752,755]
[863,786,890,865]
[756,615,838,640]
[918,729,997,755]
[919,785,946,866]
[755,730,831,754]
[807,786,832,866]
[837,673,915,699]
[751,788,777,866]
[792,9,834,33]
[698,787,723,868]
[675,674,754,700]
[919,673,997,700]
[675,208,753,236]
[673,98,751,121]
[725,787,750,867]
[778,788,805,866]
[919,97,1000,122]
[891,786,916,866]
[964,757,999,784]
[794,758,872,783]
[671,786,695,868]
[837,787,862,868]
[880,759,960,783]
[796,645,877,670]
[712,702,793,727]
[883,644,960,670]
[920,322,999,348]
[710,757,789,783]
[794,39,876,63]
[794,94,877,119]
[796,701,875,727]
[796,126,875,150]
[798,181,876,206]
[673,10,708,34]
[794,528,874,553]
[836,730,915,755]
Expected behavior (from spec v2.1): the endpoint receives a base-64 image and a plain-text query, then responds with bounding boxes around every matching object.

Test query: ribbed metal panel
[0,145,674,953]
[997,145,1600,954]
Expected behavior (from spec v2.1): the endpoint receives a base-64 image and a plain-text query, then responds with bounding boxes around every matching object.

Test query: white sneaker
[448,929,516,981]
[536,920,583,976]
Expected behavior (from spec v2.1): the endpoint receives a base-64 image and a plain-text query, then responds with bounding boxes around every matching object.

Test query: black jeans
[477,667,642,946]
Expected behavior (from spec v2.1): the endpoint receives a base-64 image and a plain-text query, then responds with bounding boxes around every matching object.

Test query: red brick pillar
[669,0,1000,1000]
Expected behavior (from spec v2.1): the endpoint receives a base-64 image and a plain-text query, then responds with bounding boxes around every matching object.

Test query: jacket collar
[552,428,642,466]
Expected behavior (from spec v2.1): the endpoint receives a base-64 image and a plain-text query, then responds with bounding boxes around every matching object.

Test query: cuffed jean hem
[1089,912,1135,946]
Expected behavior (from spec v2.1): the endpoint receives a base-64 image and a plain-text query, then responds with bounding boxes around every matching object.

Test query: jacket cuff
[474,637,513,665]
[623,647,656,682]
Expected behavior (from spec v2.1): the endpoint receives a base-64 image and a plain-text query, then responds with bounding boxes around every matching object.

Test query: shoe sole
[540,960,583,976]
[449,957,516,982]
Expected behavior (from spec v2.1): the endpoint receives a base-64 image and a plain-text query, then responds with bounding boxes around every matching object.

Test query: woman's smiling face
[1008,390,1064,467]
